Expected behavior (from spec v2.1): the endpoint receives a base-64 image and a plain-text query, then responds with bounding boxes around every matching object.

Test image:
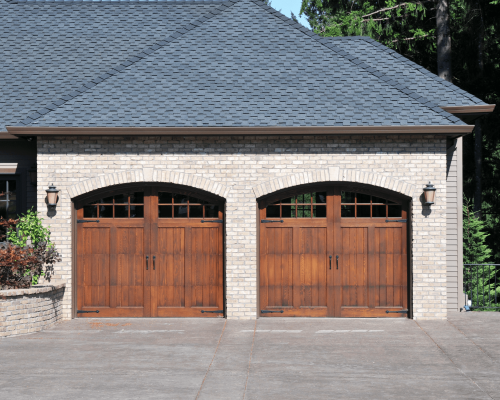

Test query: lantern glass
[423,182,436,205]
[47,191,58,206]
[424,189,435,204]
[46,184,60,207]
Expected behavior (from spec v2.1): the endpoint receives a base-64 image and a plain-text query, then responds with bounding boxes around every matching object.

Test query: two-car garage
[75,183,409,319]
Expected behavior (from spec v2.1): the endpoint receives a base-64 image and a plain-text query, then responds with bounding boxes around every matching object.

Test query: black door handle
[329,255,332,270]
[146,255,149,270]
[153,256,156,270]
[336,255,339,269]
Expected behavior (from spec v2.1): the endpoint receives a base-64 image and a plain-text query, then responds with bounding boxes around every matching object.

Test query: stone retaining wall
[0,283,65,337]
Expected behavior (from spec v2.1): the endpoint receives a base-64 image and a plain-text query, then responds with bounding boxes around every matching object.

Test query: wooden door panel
[373,227,406,309]
[153,225,223,317]
[260,224,328,317]
[261,227,293,308]
[77,224,146,317]
[339,227,369,317]
[77,227,110,309]
[115,227,145,309]
[156,227,185,308]
[299,228,327,308]
[191,227,221,308]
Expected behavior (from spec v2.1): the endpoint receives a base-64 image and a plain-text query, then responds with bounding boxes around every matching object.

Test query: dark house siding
[0,139,37,217]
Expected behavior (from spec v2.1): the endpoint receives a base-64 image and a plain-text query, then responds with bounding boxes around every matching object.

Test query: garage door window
[266,191,326,218]
[158,192,220,219]
[83,192,144,218]
[341,191,402,218]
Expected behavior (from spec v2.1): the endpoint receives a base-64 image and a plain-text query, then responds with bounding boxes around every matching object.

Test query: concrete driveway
[1,313,499,399]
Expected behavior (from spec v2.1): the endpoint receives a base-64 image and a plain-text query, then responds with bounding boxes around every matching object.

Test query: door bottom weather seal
[385,310,408,314]
[201,310,224,314]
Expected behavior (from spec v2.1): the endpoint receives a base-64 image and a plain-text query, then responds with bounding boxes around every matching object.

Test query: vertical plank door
[150,188,224,317]
[259,208,329,317]
[76,203,150,317]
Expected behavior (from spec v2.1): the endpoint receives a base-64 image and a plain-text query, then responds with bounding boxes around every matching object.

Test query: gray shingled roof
[0,0,220,131]
[331,36,485,107]
[1,0,476,130]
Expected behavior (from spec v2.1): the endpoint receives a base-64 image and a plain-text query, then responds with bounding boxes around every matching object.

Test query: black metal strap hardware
[201,310,224,314]
[77,220,100,223]
[146,255,149,271]
[385,219,407,223]
[153,256,156,270]
[77,310,100,314]
[261,310,284,314]
[261,220,284,223]
[385,310,408,314]
[336,255,339,270]
[329,255,332,270]
[201,220,224,223]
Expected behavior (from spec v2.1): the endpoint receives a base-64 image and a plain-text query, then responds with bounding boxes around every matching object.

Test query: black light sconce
[46,184,60,208]
[29,165,37,186]
[423,182,436,205]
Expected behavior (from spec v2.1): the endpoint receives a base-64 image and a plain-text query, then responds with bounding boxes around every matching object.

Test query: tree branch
[391,33,435,42]
[362,1,433,18]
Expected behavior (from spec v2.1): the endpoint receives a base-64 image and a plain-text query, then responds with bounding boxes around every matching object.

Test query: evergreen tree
[463,197,499,308]
[463,197,492,264]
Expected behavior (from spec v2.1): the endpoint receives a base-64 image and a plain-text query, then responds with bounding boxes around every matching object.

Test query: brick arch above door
[252,167,417,199]
[66,168,231,199]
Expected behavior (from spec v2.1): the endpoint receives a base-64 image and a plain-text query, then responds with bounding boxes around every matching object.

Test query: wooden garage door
[259,186,408,317]
[76,187,224,318]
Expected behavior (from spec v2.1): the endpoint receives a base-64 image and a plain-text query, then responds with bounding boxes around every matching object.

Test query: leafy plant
[7,208,52,248]
[0,242,60,290]
[0,217,18,242]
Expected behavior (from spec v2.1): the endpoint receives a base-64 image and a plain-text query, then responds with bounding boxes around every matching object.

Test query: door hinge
[201,220,224,223]
[77,220,100,223]
[385,219,407,223]
[385,310,408,314]
[77,310,100,314]
[201,310,224,314]
[261,220,284,223]
[261,310,284,314]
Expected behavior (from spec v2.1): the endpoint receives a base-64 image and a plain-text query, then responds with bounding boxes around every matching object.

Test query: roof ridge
[19,0,238,126]
[248,0,462,125]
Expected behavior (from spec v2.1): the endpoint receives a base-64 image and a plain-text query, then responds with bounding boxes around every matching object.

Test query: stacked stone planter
[0,283,65,338]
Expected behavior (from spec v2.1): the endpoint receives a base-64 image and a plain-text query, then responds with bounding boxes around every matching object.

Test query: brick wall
[37,134,448,320]
[0,284,65,337]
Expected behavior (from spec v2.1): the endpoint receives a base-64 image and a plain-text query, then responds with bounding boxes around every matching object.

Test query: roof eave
[441,104,496,123]
[7,125,474,138]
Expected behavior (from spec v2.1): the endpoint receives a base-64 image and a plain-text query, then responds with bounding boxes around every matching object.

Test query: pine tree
[463,197,499,309]
[463,197,492,264]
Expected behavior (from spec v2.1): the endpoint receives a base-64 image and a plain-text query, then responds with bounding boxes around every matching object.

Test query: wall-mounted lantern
[423,182,436,205]
[46,184,60,208]
[29,165,37,186]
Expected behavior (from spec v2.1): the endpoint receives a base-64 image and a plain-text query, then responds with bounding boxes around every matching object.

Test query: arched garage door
[259,185,409,318]
[76,185,224,318]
